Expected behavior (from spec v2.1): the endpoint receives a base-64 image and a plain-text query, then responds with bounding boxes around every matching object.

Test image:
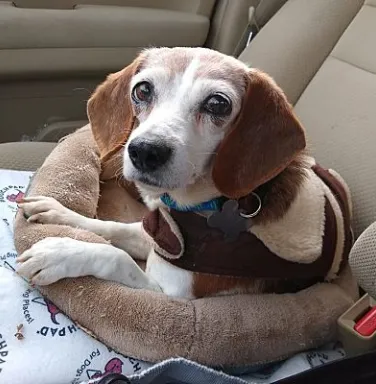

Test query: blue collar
[160,193,227,212]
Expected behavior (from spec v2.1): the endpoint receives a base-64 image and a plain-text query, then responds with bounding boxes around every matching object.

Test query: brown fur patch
[87,57,143,177]
[142,47,192,79]
[97,178,147,223]
[142,47,248,96]
[251,154,308,224]
[212,69,306,199]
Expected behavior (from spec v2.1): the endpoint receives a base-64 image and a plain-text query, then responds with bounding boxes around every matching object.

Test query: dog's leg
[16,237,160,291]
[18,196,149,260]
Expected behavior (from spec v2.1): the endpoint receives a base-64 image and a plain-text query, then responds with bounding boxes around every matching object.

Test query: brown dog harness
[142,165,352,281]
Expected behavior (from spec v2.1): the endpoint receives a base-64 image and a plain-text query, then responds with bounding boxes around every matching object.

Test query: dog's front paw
[16,237,77,285]
[18,196,80,226]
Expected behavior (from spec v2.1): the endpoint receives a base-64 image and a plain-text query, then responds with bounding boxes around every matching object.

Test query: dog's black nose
[128,140,172,172]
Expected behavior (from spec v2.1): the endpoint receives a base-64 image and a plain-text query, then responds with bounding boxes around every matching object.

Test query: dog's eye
[132,81,153,103]
[201,94,232,117]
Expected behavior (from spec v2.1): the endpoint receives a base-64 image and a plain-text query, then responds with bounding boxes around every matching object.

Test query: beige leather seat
[0,0,287,143]
[240,0,376,237]
[1,0,375,238]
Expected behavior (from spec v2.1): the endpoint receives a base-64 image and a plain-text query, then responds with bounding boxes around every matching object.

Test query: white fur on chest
[146,250,194,299]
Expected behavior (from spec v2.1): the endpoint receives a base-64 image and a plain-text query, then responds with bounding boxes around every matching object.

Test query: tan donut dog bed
[13,123,359,367]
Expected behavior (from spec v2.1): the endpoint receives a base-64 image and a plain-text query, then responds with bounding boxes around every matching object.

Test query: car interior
[0,0,288,144]
[1,0,376,382]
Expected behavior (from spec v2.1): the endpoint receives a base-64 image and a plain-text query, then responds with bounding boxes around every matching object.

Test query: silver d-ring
[239,192,262,218]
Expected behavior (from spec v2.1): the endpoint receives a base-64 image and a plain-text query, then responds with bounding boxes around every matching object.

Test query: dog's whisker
[187,161,197,172]
[114,169,123,179]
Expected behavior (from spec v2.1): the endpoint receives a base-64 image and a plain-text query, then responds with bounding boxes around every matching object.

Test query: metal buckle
[239,192,262,218]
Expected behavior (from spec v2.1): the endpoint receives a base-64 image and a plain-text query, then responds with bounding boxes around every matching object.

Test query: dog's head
[88,47,306,203]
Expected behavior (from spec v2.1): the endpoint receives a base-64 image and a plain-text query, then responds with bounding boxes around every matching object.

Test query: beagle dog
[16,47,353,299]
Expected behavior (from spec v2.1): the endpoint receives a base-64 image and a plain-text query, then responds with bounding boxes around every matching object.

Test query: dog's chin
[138,176,189,192]
[137,175,165,189]
[124,171,187,193]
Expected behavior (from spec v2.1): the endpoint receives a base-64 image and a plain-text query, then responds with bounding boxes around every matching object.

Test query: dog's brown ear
[87,57,143,163]
[212,70,306,199]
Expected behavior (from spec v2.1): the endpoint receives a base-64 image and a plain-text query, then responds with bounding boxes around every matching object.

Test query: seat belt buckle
[338,294,376,357]
[354,306,376,336]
